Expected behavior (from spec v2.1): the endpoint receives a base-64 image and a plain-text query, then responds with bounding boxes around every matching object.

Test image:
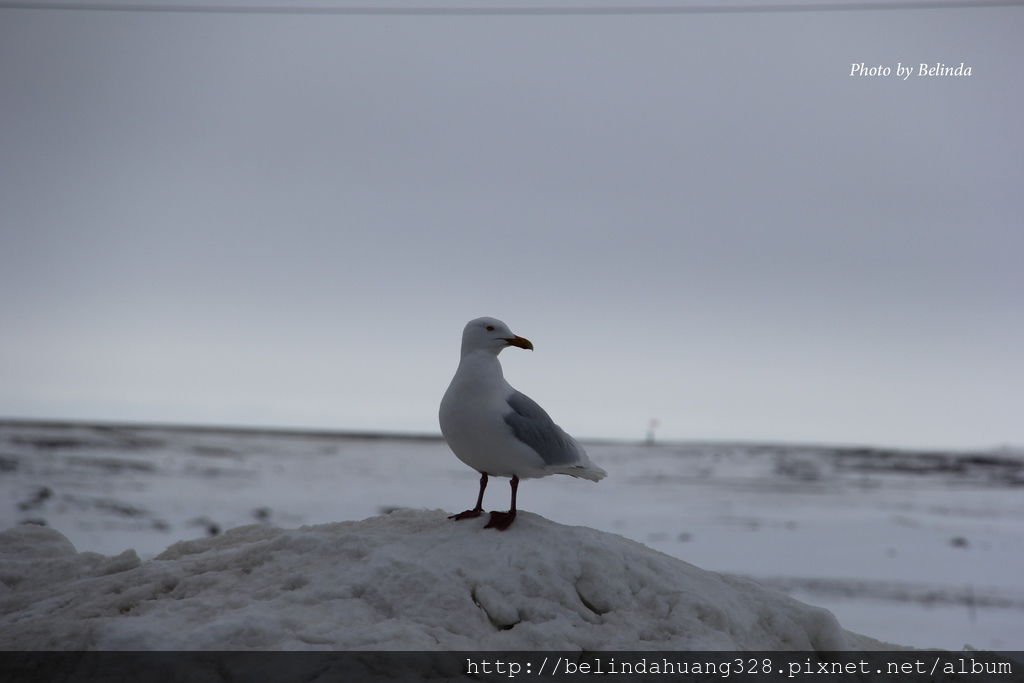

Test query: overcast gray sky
[1,2,1021,449]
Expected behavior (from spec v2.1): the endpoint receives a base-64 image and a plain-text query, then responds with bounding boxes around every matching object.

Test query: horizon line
[0,415,1012,455]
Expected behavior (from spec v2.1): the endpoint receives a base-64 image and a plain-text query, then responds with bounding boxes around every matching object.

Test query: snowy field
[1,510,890,650]
[1,421,1022,650]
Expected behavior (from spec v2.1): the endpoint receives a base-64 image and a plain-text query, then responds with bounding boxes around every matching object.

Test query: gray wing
[504,390,583,466]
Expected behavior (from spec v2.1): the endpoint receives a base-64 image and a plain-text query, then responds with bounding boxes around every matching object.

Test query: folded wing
[503,390,587,467]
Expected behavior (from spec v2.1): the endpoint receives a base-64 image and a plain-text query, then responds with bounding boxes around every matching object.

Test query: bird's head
[461,317,533,357]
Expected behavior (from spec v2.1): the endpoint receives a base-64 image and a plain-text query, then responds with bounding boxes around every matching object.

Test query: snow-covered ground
[1,421,1021,650]
[0,510,894,650]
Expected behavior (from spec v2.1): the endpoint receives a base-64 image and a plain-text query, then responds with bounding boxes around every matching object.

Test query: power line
[0,0,1022,16]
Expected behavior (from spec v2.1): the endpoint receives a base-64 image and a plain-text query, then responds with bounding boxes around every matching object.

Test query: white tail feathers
[553,464,607,482]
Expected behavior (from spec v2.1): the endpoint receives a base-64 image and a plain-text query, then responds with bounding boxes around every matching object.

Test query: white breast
[439,352,547,478]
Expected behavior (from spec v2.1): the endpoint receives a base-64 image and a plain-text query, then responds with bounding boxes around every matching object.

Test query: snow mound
[0,511,892,650]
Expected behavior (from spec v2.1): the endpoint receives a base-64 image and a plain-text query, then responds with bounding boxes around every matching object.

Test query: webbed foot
[449,509,483,521]
[484,510,516,530]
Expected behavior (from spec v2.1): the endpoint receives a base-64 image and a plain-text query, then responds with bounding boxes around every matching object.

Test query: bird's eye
[485,325,495,331]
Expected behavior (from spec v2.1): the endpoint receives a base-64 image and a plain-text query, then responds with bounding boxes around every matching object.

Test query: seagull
[439,317,606,530]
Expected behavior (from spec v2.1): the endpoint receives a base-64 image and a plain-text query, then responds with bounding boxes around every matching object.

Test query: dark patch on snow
[188,517,221,536]
[18,486,53,511]
[11,431,164,452]
[64,455,156,473]
[61,494,149,518]
[191,445,240,458]
[12,436,92,450]
[774,456,823,481]
[833,447,1024,485]
[754,575,1024,610]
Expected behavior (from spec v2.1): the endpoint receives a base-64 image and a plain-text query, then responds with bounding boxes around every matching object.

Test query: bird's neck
[456,350,505,382]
